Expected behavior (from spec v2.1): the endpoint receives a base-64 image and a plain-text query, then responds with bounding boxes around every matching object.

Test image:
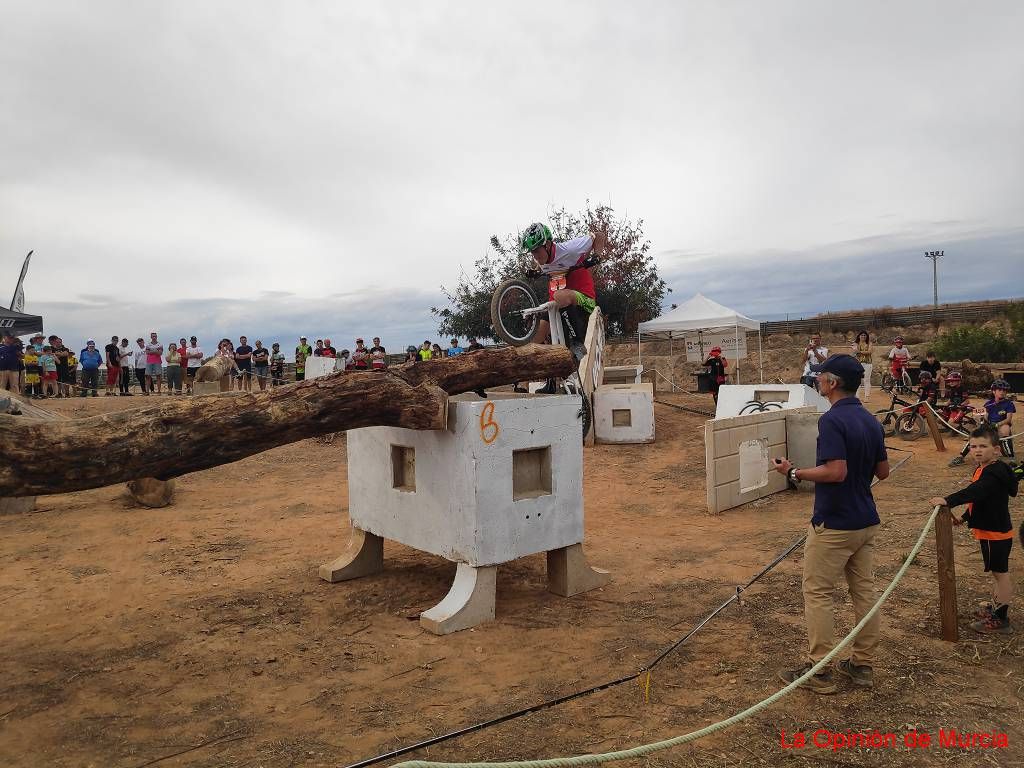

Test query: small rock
[252,668,264,676]
[266,656,278,664]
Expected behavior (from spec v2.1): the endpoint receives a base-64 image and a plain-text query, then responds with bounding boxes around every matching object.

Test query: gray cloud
[2,2,1022,335]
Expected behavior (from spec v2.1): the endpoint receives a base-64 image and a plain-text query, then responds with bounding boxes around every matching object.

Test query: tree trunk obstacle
[0,344,574,498]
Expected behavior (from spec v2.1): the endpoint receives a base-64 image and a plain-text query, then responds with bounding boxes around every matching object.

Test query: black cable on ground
[652,399,715,417]
[342,443,915,768]
[343,534,805,768]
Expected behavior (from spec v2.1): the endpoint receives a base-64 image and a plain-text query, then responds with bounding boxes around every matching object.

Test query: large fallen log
[0,344,573,497]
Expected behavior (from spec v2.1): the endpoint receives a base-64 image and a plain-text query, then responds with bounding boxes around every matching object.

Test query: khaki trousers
[0,370,19,392]
[803,523,880,666]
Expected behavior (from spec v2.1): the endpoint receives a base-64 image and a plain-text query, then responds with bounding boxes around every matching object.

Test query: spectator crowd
[0,331,487,399]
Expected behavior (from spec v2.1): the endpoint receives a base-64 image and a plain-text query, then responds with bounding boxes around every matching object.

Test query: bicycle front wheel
[490,278,540,346]
[895,413,925,441]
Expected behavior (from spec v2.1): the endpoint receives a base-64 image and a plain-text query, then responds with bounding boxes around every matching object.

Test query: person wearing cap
[447,338,464,357]
[270,342,286,386]
[294,337,312,381]
[702,346,728,403]
[79,339,103,397]
[467,337,484,352]
[351,338,369,370]
[104,336,121,396]
[321,338,337,358]
[773,354,889,693]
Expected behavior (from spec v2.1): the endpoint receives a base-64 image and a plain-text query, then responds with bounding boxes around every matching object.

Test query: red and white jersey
[539,235,596,299]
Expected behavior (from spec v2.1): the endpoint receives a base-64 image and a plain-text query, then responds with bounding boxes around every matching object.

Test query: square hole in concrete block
[753,389,790,403]
[612,408,632,427]
[391,445,415,492]
[513,446,552,501]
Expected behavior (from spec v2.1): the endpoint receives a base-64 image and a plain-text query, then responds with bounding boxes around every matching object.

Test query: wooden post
[922,406,946,452]
[934,505,958,641]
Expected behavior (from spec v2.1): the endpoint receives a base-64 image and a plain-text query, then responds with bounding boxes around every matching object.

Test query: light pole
[924,250,942,322]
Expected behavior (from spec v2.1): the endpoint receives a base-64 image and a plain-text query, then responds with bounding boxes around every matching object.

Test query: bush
[933,325,1020,363]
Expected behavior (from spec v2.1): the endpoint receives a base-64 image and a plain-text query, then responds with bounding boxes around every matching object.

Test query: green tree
[932,303,1024,363]
[432,203,667,340]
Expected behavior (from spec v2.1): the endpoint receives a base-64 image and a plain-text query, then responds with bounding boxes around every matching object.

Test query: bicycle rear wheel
[490,278,540,346]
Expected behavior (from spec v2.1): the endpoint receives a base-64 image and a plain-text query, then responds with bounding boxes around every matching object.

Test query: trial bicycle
[489,257,599,442]
[880,362,914,395]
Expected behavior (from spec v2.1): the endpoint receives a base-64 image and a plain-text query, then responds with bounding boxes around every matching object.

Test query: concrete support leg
[547,543,610,597]
[420,563,497,635]
[318,527,384,583]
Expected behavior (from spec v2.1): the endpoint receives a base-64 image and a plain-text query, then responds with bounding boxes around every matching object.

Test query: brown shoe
[836,658,873,687]
[778,663,837,694]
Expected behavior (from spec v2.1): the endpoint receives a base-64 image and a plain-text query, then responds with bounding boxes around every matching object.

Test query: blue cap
[810,353,864,380]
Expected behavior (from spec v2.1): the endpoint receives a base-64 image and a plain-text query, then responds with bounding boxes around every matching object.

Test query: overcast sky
[2,1,1022,353]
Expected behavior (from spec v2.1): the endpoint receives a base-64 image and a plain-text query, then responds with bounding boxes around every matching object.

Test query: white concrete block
[346,393,585,567]
[593,383,655,444]
[304,356,336,380]
[602,365,643,385]
[714,384,829,419]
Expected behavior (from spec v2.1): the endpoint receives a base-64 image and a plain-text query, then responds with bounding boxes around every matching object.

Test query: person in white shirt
[185,336,204,394]
[132,337,149,394]
[117,337,133,395]
[886,336,912,385]
[801,333,829,391]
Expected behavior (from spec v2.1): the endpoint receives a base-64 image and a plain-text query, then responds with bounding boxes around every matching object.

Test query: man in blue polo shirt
[773,354,890,693]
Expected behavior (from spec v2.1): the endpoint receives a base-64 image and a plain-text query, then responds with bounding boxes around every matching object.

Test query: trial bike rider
[519,222,607,356]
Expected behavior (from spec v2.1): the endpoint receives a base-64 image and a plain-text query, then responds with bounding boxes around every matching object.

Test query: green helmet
[520,222,552,252]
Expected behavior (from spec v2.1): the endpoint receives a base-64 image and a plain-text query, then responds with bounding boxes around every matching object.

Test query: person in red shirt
[519,222,605,347]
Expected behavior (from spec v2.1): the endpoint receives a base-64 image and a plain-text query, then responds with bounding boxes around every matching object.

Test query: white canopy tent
[637,293,763,386]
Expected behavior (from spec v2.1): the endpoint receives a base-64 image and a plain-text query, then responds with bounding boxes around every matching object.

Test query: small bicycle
[490,258,599,442]
[880,363,914,395]
[878,391,928,440]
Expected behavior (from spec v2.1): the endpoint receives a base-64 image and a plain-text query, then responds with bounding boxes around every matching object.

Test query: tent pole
[734,323,740,384]
[758,330,764,383]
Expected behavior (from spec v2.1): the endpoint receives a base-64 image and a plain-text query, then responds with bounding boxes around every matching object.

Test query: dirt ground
[1,389,1021,768]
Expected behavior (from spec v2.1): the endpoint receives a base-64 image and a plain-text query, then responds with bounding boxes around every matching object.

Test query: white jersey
[539,235,593,274]
[888,347,910,365]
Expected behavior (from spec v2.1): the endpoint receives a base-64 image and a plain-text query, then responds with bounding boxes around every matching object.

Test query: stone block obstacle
[319,392,609,634]
[593,383,655,444]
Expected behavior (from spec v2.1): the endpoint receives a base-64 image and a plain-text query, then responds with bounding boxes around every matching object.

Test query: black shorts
[186,367,198,379]
[979,537,1012,573]
[237,362,252,374]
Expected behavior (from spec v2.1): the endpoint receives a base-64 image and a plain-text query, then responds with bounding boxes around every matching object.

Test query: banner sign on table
[683,332,747,362]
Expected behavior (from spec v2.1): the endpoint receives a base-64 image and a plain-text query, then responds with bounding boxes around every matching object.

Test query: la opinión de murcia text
[780,728,1009,751]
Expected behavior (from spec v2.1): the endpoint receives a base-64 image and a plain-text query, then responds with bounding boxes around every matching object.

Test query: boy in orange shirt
[931,424,1018,634]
